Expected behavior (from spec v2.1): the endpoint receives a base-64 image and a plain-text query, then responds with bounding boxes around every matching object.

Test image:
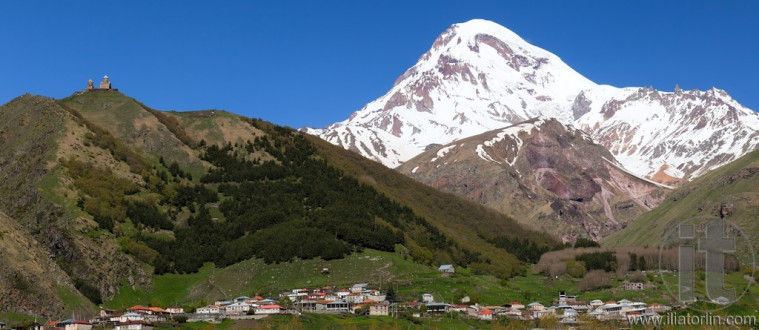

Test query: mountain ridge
[306,19,759,185]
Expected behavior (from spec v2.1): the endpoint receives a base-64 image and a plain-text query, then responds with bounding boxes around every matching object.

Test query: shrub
[566,259,587,278]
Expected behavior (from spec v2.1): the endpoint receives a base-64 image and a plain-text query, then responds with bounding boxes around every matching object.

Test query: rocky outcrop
[398,117,668,242]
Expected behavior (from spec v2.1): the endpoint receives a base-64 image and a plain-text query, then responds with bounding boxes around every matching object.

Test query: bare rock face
[398,117,668,242]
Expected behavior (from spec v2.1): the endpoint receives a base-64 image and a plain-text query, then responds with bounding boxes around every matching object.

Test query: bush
[565,259,587,278]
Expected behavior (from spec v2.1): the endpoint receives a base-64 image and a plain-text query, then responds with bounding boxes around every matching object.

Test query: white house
[225,302,250,315]
[438,264,455,273]
[114,313,145,323]
[351,283,369,293]
[527,302,544,311]
[369,303,389,316]
[509,302,525,310]
[337,290,350,299]
[346,293,366,304]
[256,305,282,315]
[422,293,434,303]
[61,320,92,330]
[166,306,184,314]
[477,309,493,321]
[114,321,153,330]
[196,305,221,314]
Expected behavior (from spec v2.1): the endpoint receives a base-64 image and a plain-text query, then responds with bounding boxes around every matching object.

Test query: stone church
[86,75,115,91]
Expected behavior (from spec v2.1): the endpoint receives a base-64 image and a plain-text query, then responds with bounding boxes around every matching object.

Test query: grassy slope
[106,248,560,309]
[0,95,105,319]
[0,210,94,319]
[603,148,759,247]
[59,91,202,172]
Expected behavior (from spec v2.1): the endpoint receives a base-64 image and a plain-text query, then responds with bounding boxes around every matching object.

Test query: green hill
[0,91,556,319]
[603,147,759,248]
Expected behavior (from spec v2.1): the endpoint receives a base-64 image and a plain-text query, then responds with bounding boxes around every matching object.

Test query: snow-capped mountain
[572,85,759,184]
[304,19,595,167]
[305,19,759,183]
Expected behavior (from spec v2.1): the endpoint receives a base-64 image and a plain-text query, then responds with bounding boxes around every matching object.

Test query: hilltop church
[86,75,117,91]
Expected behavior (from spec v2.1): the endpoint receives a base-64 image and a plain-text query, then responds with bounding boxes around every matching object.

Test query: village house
[369,302,390,316]
[165,306,184,314]
[527,302,544,311]
[114,320,153,330]
[566,300,589,311]
[125,306,168,323]
[326,301,350,313]
[308,292,327,300]
[466,304,481,317]
[295,300,318,312]
[256,305,283,315]
[337,290,351,299]
[422,293,434,303]
[425,303,450,314]
[624,282,644,290]
[225,302,250,315]
[450,305,468,313]
[477,309,493,321]
[346,292,366,304]
[57,319,92,330]
[646,303,671,313]
[351,283,369,293]
[112,313,145,323]
[438,264,455,273]
[508,302,524,311]
[196,305,221,314]
[559,308,579,324]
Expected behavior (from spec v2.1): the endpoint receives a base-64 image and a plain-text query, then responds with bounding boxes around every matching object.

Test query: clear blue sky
[1,1,757,129]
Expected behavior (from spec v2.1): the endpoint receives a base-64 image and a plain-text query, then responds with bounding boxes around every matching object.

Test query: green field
[107,247,759,312]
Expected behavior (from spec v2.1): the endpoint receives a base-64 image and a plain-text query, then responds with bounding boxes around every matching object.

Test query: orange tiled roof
[148,306,168,313]
[127,305,149,311]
